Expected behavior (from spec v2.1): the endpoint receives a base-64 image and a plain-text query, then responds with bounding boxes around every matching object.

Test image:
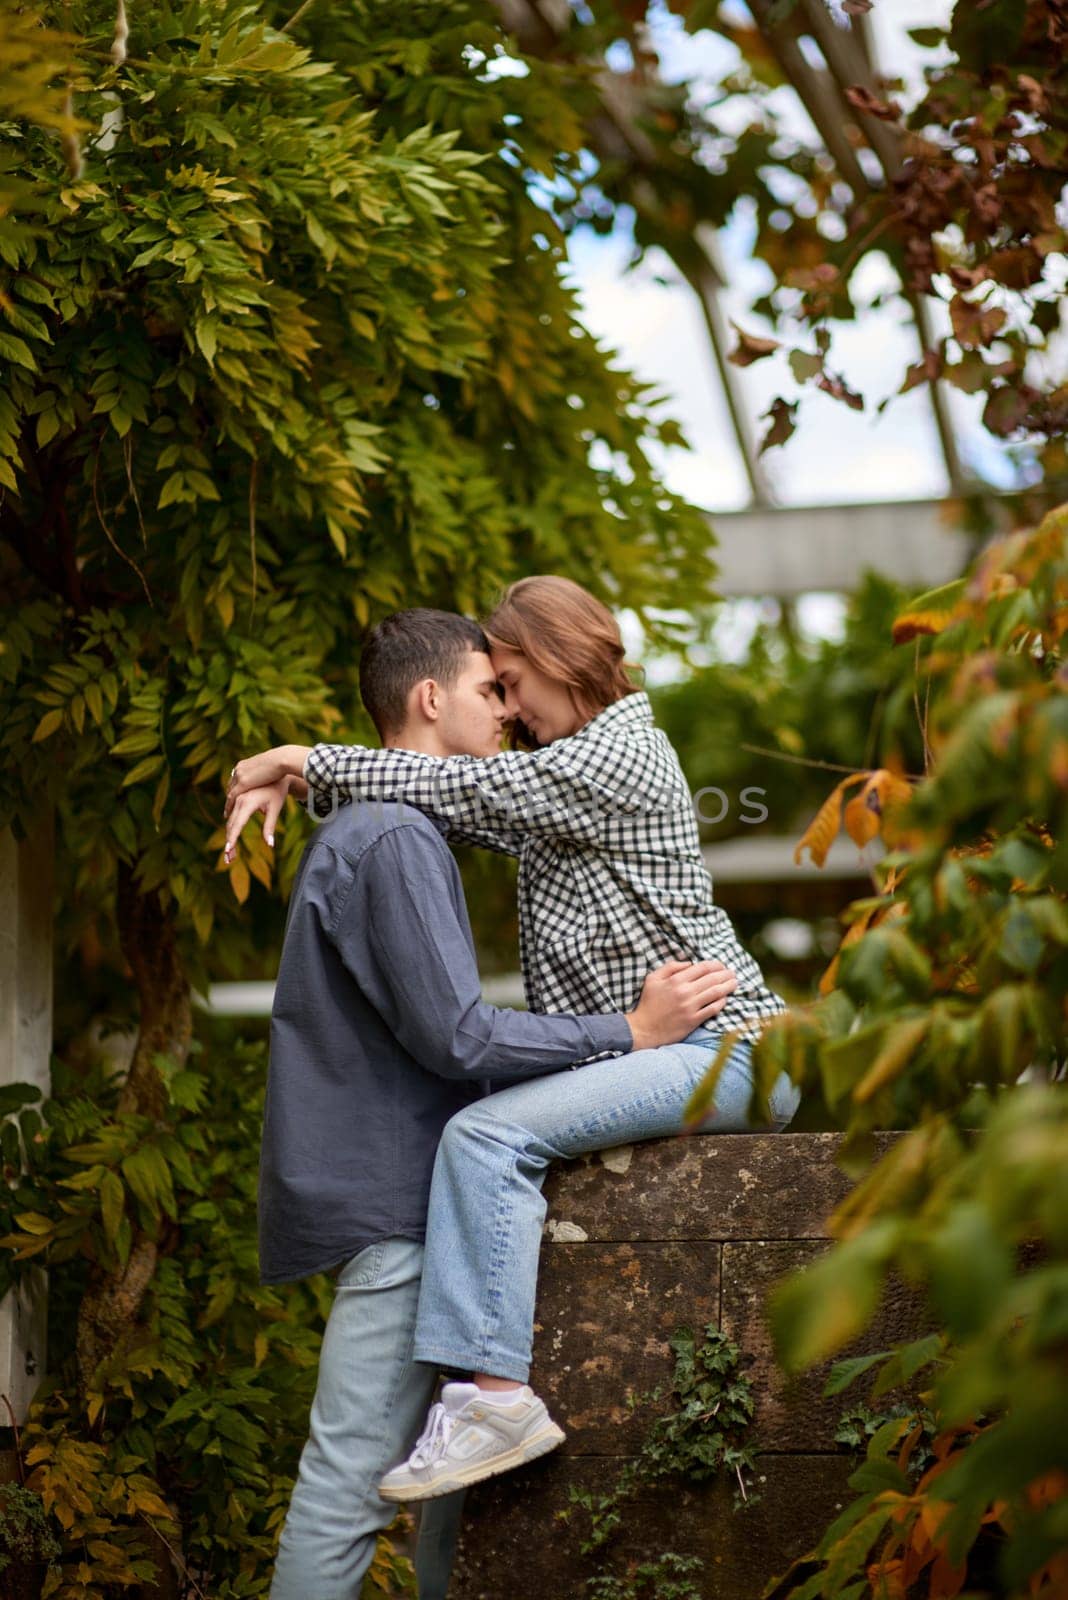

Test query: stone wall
[452,1132,912,1600]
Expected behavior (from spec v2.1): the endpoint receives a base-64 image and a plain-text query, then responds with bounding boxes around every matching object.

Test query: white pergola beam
[709,497,977,597]
[0,823,52,1422]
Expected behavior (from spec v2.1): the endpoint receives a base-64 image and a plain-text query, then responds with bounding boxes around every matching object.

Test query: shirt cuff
[582,1012,633,1059]
[304,744,334,790]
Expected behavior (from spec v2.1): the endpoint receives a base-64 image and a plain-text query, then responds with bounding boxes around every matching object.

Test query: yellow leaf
[32,708,64,742]
[246,844,273,890]
[215,589,234,629]
[13,1211,54,1234]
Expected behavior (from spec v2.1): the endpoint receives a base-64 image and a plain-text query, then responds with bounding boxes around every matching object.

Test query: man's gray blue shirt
[258,800,631,1284]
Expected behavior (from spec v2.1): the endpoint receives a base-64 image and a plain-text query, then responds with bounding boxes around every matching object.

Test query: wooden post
[0,820,53,1423]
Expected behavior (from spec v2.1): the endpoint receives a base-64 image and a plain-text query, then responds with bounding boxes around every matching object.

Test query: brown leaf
[972,184,1001,227]
[983,383,1033,437]
[728,321,780,367]
[900,349,943,393]
[949,294,1007,348]
[844,83,901,121]
[985,245,1043,290]
[784,262,839,291]
[818,371,864,410]
[758,396,799,453]
[1015,73,1047,113]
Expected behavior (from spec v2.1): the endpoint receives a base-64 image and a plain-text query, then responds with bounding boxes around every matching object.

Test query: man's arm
[328,826,734,1082]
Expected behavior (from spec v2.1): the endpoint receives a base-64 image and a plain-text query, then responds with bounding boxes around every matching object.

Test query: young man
[255,611,737,1600]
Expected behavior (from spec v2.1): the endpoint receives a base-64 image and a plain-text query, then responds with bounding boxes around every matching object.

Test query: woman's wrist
[286,744,313,781]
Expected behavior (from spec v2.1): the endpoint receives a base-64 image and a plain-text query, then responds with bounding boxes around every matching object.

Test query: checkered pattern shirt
[305,692,785,1033]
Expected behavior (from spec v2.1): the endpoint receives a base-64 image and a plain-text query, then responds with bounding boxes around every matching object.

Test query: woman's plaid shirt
[305,692,785,1034]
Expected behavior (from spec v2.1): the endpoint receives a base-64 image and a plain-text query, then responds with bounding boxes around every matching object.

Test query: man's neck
[384,729,449,758]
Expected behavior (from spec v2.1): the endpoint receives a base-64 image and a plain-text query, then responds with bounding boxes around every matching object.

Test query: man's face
[436,650,509,757]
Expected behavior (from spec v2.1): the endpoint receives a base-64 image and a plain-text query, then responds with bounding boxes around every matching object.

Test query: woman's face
[490,645,588,744]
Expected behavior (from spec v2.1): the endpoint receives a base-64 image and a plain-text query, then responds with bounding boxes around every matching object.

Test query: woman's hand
[224,774,308,863]
[225,745,311,819]
[625,960,738,1052]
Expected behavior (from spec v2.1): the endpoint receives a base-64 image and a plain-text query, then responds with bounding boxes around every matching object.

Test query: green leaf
[99,1169,124,1246]
[823,1351,888,1397]
[788,349,823,384]
[0,331,36,369]
[195,320,217,364]
[0,1083,42,1114]
[122,754,166,786]
[35,406,60,447]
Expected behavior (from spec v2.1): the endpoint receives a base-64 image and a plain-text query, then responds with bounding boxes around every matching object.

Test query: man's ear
[412,678,441,723]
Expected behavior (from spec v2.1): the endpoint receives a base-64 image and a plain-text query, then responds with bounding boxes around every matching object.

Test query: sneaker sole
[377,1421,566,1503]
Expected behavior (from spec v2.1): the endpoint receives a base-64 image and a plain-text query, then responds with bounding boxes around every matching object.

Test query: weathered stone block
[540,1133,886,1243]
[453,1452,855,1600]
[529,1241,720,1456]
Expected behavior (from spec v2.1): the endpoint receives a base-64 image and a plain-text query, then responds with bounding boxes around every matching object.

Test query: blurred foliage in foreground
[690,505,1068,1599]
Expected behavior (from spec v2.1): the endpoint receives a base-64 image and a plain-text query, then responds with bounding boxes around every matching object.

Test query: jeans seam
[473,1146,522,1373]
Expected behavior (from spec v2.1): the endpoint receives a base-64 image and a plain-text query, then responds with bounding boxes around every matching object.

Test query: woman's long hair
[484,576,641,745]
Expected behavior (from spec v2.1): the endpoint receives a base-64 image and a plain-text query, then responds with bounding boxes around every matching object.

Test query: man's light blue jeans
[411,1030,800,1382]
[270,1238,464,1600]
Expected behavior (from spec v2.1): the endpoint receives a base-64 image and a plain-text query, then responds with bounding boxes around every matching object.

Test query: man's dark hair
[359,609,490,739]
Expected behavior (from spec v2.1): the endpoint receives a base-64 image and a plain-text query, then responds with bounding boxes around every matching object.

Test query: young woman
[225,576,798,1499]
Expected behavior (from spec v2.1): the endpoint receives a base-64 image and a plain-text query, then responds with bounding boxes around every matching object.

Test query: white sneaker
[377,1383,565,1502]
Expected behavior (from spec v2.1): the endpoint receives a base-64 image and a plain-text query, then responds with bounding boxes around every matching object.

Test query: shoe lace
[408,1402,457,1468]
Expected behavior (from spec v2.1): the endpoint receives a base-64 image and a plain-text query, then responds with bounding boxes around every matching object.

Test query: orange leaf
[929,1549,967,1597]
[794,773,867,868]
[892,608,956,644]
[920,1499,951,1545]
[844,780,883,849]
[846,770,915,849]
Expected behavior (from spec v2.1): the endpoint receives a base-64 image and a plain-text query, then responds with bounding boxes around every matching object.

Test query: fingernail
[266,834,274,847]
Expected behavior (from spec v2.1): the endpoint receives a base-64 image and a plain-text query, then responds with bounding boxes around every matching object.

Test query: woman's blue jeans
[411,1029,800,1383]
